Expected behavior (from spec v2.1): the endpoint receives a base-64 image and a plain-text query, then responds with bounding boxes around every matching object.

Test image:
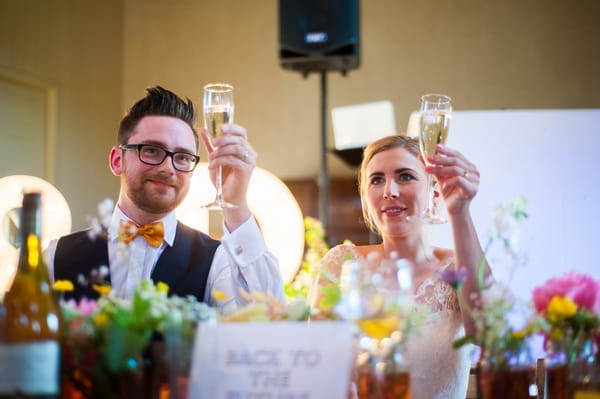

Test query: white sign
[332,101,396,150]
[188,321,354,399]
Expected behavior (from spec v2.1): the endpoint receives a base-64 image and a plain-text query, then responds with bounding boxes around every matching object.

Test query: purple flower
[439,267,468,290]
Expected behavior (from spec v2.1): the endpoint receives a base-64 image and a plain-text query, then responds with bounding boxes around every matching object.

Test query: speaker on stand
[278,0,360,239]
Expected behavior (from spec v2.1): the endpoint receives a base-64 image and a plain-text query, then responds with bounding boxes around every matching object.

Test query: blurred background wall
[1,0,599,233]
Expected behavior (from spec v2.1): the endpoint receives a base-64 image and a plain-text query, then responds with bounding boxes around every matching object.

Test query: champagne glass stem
[215,166,224,203]
[425,173,434,217]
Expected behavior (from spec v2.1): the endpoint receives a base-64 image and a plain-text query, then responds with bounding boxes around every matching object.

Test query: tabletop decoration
[284,217,330,300]
[533,271,600,399]
[447,196,543,399]
[335,255,421,399]
[56,278,214,399]
[53,198,216,399]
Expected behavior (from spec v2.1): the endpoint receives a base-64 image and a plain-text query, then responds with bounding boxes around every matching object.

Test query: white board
[332,101,396,150]
[413,109,600,299]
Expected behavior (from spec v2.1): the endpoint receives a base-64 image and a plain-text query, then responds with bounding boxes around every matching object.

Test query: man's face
[116,115,197,217]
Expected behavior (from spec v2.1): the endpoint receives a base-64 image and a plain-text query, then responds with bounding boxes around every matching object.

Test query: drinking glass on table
[202,83,236,210]
[338,256,413,399]
[418,93,452,224]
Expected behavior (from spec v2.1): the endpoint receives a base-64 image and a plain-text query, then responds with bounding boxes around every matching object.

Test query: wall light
[176,164,305,283]
[0,175,72,292]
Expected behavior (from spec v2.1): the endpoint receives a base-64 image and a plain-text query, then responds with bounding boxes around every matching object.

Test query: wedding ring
[463,170,469,178]
[243,150,249,161]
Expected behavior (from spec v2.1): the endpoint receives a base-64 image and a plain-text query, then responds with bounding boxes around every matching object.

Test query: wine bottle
[0,192,61,398]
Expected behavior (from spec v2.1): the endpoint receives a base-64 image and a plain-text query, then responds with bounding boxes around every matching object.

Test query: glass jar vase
[566,340,599,399]
[478,348,536,399]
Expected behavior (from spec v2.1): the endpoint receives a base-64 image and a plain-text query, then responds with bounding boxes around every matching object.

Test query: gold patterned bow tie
[118,220,164,247]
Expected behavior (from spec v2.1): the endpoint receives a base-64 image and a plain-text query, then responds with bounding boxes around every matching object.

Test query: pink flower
[63,298,99,317]
[533,271,598,313]
[594,280,600,315]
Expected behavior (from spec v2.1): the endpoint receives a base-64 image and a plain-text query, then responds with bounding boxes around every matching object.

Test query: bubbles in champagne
[419,111,451,164]
[204,106,233,139]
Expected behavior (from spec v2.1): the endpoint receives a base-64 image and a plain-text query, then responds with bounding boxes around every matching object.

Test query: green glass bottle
[0,192,61,398]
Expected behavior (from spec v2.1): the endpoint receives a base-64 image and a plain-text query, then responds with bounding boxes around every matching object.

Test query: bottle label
[575,391,600,399]
[0,341,60,394]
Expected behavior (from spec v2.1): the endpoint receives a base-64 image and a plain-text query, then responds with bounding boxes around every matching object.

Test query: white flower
[98,265,109,279]
[489,196,527,239]
[98,198,115,228]
[481,282,514,309]
[285,298,310,321]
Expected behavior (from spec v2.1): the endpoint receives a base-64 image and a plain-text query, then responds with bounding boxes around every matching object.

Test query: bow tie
[118,220,164,247]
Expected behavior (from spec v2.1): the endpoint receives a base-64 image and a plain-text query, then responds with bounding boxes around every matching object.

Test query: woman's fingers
[426,144,479,179]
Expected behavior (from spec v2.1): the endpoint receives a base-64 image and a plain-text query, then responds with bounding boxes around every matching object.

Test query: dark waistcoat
[53,222,220,302]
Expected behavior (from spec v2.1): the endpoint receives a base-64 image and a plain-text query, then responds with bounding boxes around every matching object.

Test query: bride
[310,135,490,399]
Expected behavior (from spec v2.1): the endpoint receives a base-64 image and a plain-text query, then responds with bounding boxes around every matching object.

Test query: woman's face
[364,146,427,237]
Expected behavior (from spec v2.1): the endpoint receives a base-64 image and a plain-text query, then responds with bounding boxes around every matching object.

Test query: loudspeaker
[278,0,360,74]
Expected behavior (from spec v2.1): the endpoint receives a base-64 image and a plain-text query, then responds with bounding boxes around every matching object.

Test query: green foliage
[284,217,330,300]
[318,284,341,313]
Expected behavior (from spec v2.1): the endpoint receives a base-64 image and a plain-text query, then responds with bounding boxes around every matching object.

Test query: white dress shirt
[45,207,285,309]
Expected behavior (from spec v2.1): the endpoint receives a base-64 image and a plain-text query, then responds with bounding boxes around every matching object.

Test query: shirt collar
[107,206,177,247]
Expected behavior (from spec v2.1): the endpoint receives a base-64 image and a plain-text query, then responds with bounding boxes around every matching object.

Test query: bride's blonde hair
[358,134,420,233]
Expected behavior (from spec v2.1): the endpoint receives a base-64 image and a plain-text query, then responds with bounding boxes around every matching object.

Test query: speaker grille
[279,0,360,73]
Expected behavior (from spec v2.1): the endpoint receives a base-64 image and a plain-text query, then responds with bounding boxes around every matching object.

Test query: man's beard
[126,172,188,215]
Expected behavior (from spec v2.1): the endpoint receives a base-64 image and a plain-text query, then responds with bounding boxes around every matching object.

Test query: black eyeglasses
[119,144,200,172]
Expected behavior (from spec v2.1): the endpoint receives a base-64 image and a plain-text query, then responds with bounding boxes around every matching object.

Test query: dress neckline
[337,243,455,294]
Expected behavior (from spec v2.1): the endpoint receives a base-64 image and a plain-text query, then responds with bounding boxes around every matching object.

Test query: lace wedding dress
[318,244,472,399]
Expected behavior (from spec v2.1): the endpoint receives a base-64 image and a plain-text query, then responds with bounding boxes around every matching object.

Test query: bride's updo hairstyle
[358,134,420,233]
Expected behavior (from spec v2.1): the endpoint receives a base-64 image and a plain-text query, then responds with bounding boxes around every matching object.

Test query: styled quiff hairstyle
[358,135,421,233]
[117,86,198,149]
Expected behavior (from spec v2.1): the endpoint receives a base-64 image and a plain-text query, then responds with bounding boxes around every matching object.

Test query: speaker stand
[318,70,330,240]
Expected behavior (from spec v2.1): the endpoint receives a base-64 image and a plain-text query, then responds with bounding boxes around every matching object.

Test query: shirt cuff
[220,216,267,265]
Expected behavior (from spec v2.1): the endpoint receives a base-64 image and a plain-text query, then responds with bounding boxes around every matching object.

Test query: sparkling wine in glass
[202,83,236,210]
[418,93,452,224]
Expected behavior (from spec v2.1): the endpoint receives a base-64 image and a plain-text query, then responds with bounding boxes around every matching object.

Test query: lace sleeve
[414,259,461,313]
[319,244,360,283]
[308,244,359,306]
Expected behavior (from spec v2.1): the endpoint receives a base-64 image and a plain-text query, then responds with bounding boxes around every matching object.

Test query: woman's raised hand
[424,144,480,216]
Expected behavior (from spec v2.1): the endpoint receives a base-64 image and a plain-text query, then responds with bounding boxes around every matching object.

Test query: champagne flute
[202,83,236,210]
[418,94,452,224]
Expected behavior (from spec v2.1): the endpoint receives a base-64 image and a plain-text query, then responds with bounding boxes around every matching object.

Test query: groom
[46,86,284,309]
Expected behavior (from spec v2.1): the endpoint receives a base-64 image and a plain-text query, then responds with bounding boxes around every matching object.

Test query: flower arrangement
[445,196,543,370]
[218,290,312,322]
[532,271,600,363]
[453,279,544,370]
[56,279,214,398]
[284,217,330,300]
[53,198,217,398]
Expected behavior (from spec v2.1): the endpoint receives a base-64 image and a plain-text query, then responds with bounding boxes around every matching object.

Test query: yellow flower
[93,313,108,327]
[212,289,229,302]
[52,280,74,292]
[549,327,564,341]
[512,330,527,340]
[156,281,169,294]
[92,284,112,296]
[546,296,577,323]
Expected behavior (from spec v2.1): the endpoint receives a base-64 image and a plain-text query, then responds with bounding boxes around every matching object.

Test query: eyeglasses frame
[119,143,200,172]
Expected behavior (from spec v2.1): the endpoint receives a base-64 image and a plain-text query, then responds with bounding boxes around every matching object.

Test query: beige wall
[122,0,600,179]
[0,0,123,229]
[1,0,599,230]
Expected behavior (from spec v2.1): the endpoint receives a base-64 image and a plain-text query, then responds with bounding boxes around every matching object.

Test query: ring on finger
[243,149,249,161]
[463,169,469,178]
